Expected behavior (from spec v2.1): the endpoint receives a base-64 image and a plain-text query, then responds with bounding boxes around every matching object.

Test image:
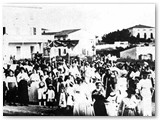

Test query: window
[151,33,153,39]
[33,27,36,35]
[64,49,66,54]
[58,48,61,56]
[137,33,140,38]
[3,27,6,35]
[139,54,142,60]
[148,54,152,61]
[144,33,147,39]
[30,46,34,54]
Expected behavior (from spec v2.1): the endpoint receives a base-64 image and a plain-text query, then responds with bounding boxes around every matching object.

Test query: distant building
[3,6,50,62]
[96,41,129,51]
[114,41,129,48]
[120,46,155,61]
[43,29,96,57]
[128,24,155,40]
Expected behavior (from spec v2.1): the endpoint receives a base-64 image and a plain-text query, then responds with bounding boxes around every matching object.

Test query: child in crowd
[46,84,55,108]
[58,87,67,115]
[38,75,47,107]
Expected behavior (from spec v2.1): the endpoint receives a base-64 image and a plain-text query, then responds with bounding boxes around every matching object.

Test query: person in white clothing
[38,75,47,106]
[46,84,55,108]
[137,72,153,116]
[29,69,40,103]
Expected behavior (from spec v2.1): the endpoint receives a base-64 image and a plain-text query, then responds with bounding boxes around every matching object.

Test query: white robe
[137,79,152,116]
[73,83,94,116]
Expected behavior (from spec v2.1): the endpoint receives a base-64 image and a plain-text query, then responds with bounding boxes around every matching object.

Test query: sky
[38,4,155,37]
[3,4,155,37]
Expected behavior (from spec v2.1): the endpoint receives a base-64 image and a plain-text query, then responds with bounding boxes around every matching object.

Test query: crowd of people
[3,53,155,116]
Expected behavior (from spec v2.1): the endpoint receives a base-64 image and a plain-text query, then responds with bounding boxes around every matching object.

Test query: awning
[49,40,79,48]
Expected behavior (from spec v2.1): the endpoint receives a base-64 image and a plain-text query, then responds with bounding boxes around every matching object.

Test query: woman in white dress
[137,72,153,116]
[29,68,40,103]
[73,78,94,116]
[106,92,119,116]
[116,75,128,104]
[118,89,140,116]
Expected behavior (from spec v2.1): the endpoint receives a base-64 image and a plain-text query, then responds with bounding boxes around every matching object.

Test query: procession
[3,4,155,116]
[3,53,155,116]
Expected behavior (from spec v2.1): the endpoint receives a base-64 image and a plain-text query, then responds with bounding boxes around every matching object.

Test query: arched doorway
[144,33,147,39]
[150,33,153,39]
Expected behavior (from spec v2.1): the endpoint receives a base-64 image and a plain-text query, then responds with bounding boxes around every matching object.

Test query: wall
[114,41,129,48]
[96,44,115,50]
[3,6,46,61]
[120,46,155,61]
[50,47,68,58]
[3,6,42,36]
[7,43,42,60]
[120,47,137,59]
[68,29,96,56]
[136,46,155,61]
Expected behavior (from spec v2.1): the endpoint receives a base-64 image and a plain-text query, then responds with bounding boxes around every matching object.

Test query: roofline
[128,24,154,29]
[42,28,81,36]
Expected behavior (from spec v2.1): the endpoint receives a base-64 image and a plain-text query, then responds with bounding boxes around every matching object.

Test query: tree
[101,29,150,44]
[102,29,132,44]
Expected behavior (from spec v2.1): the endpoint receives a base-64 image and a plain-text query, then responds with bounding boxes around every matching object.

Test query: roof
[42,32,57,35]
[42,29,80,36]
[54,29,80,37]
[128,24,154,29]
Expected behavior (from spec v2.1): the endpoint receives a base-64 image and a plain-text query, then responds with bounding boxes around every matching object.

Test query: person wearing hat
[136,71,153,116]
[92,81,107,116]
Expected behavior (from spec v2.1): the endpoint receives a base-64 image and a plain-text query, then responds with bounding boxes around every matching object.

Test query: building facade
[43,29,96,58]
[120,46,155,61]
[3,6,49,62]
[128,24,155,40]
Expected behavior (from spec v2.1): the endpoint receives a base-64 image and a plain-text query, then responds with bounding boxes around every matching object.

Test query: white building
[128,24,155,40]
[120,46,155,61]
[3,6,51,62]
[96,41,129,51]
[114,41,129,48]
[43,29,96,58]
